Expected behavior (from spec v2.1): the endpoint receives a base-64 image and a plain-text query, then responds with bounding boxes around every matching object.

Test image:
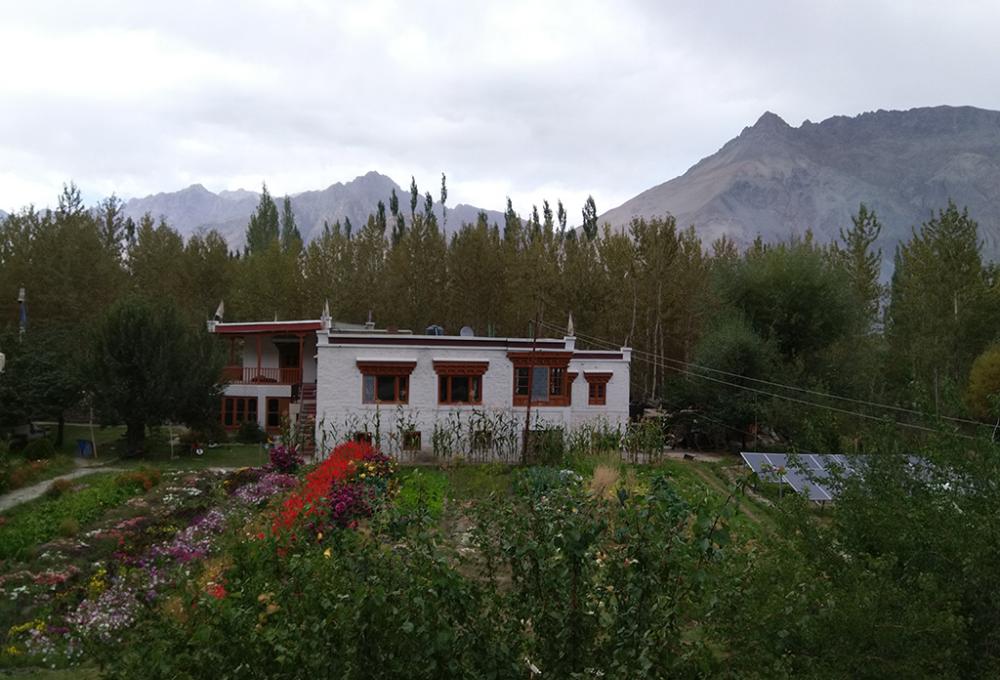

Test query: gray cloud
[2,0,999,219]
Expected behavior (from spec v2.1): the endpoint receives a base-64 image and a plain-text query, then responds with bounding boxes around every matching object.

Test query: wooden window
[402,429,421,451]
[357,361,416,405]
[585,372,612,406]
[438,375,482,404]
[221,397,258,429]
[434,361,488,405]
[508,352,572,407]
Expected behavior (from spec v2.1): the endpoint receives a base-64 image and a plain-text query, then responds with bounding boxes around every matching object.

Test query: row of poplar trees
[2,179,1000,449]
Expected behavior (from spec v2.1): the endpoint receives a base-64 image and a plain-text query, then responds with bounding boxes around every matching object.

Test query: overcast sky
[2,0,1000,217]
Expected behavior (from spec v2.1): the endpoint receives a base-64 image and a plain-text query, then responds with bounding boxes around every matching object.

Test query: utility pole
[521,305,542,465]
[17,287,26,343]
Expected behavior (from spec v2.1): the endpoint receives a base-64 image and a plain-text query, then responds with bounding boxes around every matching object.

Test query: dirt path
[686,462,768,527]
[0,467,123,514]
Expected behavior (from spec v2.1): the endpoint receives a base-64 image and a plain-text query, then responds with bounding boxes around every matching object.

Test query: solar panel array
[740,452,860,502]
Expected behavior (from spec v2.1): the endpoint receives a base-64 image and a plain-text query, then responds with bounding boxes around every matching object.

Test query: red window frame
[221,396,258,429]
[585,372,612,406]
[434,361,488,405]
[358,361,416,405]
[508,352,572,407]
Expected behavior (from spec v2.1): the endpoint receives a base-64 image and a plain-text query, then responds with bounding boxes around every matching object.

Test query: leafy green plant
[22,437,56,460]
[236,420,266,444]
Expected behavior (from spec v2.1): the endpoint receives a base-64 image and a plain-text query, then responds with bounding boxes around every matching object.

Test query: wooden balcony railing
[222,366,302,385]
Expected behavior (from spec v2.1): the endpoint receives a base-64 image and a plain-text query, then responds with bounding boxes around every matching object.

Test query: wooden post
[298,333,304,384]
[521,306,542,465]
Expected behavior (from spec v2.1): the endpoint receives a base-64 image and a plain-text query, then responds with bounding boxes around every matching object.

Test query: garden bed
[1,445,775,677]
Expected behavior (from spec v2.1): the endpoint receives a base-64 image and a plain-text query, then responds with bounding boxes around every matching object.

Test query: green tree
[96,194,127,260]
[581,195,598,241]
[839,203,883,325]
[409,176,418,223]
[669,314,778,445]
[0,325,85,445]
[245,183,280,255]
[440,173,448,231]
[129,215,186,304]
[280,196,302,253]
[89,297,224,454]
[887,201,998,395]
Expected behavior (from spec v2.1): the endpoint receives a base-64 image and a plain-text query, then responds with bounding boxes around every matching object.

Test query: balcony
[222,366,302,385]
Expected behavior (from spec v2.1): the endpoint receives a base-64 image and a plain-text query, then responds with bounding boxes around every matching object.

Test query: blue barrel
[76,439,94,458]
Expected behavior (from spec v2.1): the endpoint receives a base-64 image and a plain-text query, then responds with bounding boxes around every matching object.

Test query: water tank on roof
[459,326,474,337]
[425,324,444,336]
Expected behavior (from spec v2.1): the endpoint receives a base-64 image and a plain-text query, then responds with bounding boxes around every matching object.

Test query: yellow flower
[316,532,323,541]
[5,645,21,656]
[323,548,332,559]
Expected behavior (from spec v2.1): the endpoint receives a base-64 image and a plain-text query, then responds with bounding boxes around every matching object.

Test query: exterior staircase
[297,382,318,459]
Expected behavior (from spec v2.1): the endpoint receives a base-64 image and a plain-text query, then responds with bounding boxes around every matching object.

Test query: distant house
[208,309,631,458]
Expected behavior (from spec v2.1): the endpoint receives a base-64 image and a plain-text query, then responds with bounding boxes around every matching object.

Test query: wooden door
[265,397,290,433]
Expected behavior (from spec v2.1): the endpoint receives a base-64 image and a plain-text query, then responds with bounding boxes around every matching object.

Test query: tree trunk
[126,420,145,457]
[55,414,65,448]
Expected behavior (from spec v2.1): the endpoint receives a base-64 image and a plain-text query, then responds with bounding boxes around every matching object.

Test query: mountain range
[11,105,1000,268]
[599,105,1000,271]
[122,172,505,248]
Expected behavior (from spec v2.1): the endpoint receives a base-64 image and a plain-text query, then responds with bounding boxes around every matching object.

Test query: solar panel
[740,452,861,502]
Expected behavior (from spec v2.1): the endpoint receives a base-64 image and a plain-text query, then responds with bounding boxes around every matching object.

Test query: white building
[209,311,631,459]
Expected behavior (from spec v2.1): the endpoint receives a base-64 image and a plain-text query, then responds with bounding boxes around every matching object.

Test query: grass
[44,424,269,470]
[116,442,269,471]
[48,424,125,458]
[395,468,448,517]
[442,463,514,500]
[0,472,153,560]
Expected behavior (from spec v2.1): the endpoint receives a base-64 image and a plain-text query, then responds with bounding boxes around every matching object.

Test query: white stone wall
[242,338,280,370]
[302,335,318,383]
[313,336,630,456]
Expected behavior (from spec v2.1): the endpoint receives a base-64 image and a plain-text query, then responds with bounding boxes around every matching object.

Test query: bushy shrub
[181,421,226,447]
[58,516,80,537]
[236,421,266,444]
[46,477,75,498]
[115,468,162,492]
[268,444,302,473]
[22,437,56,460]
[512,466,582,497]
[525,427,564,465]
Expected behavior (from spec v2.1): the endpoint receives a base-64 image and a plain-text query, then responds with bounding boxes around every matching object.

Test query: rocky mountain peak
[748,110,791,134]
[598,105,1000,275]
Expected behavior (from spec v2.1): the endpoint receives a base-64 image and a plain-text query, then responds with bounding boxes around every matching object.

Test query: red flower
[270,442,375,537]
[208,583,227,599]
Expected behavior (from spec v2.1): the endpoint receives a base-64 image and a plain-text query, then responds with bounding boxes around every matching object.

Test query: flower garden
[0,441,787,679]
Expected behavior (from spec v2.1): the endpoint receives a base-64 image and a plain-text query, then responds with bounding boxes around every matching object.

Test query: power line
[548,322,981,440]
[547,321,992,430]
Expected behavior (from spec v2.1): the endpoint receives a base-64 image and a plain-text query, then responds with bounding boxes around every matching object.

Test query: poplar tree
[245,183,280,255]
[280,196,302,253]
[839,203,883,324]
[409,176,419,223]
[582,195,598,241]
[440,173,448,231]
